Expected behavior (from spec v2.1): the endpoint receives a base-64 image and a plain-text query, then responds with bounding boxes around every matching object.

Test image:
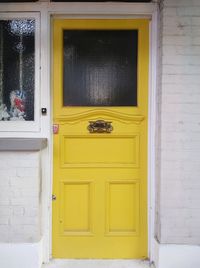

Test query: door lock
[52,194,57,201]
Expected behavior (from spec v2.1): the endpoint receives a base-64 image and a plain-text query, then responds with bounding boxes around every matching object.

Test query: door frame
[48,4,158,263]
[0,1,158,264]
[49,7,158,263]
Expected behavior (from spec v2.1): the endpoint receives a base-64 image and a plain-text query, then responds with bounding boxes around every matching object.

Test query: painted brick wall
[0,152,41,243]
[155,0,163,243]
[158,0,200,244]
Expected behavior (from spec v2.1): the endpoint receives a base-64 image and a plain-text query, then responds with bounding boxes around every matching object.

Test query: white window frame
[0,12,40,133]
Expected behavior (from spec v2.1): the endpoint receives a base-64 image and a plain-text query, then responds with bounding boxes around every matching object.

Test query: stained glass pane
[63,30,138,106]
[0,19,35,121]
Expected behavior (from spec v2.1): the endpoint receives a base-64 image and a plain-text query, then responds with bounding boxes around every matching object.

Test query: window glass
[0,19,35,121]
[63,30,138,106]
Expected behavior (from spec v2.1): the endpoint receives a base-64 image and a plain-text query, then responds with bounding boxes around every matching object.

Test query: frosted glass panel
[63,30,138,106]
[0,19,35,121]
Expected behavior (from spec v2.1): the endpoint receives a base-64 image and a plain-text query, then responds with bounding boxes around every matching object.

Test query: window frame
[0,12,40,132]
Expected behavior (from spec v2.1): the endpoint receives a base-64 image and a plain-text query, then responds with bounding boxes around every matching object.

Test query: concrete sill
[0,138,47,151]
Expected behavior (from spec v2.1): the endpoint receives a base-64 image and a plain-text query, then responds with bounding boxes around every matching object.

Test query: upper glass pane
[63,30,138,106]
[0,19,35,121]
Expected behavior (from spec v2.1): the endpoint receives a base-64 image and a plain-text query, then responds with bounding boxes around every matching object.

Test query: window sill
[0,138,47,151]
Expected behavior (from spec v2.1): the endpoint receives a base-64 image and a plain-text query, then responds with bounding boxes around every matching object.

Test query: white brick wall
[0,152,41,243]
[155,0,163,242]
[158,0,200,244]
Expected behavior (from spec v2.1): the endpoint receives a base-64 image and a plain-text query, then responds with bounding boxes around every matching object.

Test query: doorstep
[42,259,153,268]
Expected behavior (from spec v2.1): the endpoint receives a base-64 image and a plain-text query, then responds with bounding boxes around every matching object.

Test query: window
[0,13,40,132]
[0,19,35,121]
[63,30,138,107]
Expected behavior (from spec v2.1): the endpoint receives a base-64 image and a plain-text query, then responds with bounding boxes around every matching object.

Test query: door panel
[61,134,139,167]
[53,19,149,259]
[105,180,139,235]
[60,180,93,235]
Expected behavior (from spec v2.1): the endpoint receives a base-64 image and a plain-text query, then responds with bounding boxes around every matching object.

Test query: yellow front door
[53,19,149,259]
